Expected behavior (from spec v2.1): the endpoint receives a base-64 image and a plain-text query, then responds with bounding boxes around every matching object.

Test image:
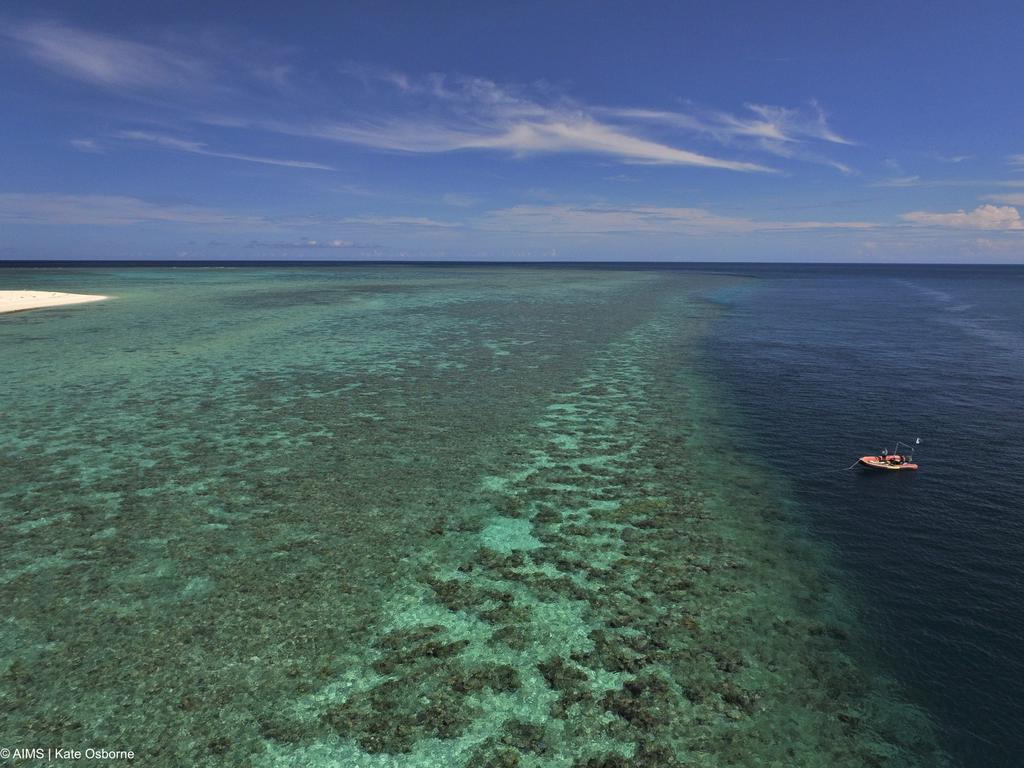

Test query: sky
[1,0,1023,262]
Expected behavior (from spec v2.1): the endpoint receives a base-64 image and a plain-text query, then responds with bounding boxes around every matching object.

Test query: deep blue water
[704,266,1024,768]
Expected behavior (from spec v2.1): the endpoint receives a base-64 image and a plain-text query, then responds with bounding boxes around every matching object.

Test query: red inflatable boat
[858,454,918,471]
[858,439,921,471]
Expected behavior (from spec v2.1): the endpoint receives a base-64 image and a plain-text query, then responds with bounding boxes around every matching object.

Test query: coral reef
[0,267,948,767]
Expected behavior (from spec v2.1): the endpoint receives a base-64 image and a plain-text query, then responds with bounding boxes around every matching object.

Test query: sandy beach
[0,290,109,314]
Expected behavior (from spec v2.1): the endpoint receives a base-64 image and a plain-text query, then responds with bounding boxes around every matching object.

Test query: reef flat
[0,267,944,766]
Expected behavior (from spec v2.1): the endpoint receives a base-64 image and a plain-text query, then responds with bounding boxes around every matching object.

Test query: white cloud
[901,204,1024,230]
[601,102,853,146]
[277,114,772,172]
[738,102,854,145]
[248,238,379,249]
[6,21,204,90]
[597,101,856,173]
[6,22,854,176]
[1010,154,1024,168]
[69,138,102,153]
[238,72,777,172]
[338,63,413,92]
[478,204,876,236]
[475,119,772,171]
[826,159,856,175]
[116,130,334,170]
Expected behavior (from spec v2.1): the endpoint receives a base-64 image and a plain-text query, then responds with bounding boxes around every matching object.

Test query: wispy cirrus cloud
[599,101,856,173]
[604,102,853,145]
[4,22,859,176]
[4,20,205,90]
[207,69,804,172]
[301,72,855,173]
[901,204,1024,230]
[116,130,334,170]
[258,110,774,172]
[347,68,854,157]
[69,137,102,153]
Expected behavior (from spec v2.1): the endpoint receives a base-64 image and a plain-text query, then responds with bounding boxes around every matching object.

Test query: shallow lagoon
[1,267,944,766]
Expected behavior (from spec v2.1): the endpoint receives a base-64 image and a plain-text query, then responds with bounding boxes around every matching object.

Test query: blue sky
[2,0,1023,262]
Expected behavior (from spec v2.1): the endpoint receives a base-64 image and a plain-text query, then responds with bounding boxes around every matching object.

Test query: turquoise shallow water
[1,267,945,766]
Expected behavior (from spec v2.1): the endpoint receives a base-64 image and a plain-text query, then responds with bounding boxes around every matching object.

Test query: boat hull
[859,456,918,471]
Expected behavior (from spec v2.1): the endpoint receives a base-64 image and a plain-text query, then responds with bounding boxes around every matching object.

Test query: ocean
[0,264,1019,767]
[701,264,1024,767]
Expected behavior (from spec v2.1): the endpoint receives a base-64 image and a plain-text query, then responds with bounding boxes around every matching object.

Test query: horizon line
[2,259,1023,268]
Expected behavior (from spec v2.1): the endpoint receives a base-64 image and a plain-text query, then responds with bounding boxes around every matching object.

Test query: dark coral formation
[323,622,522,753]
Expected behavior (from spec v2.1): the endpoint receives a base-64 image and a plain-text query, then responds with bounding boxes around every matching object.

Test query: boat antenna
[895,437,922,461]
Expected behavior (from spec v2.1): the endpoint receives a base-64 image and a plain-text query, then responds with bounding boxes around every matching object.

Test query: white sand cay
[0,291,109,314]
